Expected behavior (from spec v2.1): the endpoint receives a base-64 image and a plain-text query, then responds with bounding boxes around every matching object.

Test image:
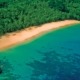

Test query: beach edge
[0,20,80,51]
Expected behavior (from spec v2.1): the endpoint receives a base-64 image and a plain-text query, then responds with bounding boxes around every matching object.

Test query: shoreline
[0,20,80,51]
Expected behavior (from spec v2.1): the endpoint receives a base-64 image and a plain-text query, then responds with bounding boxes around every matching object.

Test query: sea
[0,24,80,80]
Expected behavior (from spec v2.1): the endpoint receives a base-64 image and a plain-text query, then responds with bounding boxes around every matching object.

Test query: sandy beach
[0,20,79,50]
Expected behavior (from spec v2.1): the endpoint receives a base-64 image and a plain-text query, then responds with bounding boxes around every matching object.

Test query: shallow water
[0,24,80,80]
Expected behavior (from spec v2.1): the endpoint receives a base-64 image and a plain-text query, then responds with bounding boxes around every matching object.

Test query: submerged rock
[0,67,2,74]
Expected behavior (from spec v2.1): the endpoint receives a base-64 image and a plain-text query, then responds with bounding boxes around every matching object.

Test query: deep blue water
[0,24,80,80]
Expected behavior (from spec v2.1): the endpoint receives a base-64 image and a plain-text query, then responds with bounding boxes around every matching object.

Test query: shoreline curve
[0,20,80,51]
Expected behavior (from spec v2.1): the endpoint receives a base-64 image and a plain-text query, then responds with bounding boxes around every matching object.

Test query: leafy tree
[0,0,80,35]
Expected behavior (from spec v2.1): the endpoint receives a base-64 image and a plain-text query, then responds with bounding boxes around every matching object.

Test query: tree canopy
[0,0,80,35]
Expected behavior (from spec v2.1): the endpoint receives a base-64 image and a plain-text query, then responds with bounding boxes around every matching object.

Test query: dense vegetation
[0,0,80,35]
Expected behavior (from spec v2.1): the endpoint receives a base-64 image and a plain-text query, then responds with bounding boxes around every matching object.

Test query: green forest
[0,0,80,35]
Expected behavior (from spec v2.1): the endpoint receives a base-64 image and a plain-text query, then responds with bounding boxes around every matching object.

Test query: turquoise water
[0,24,80,80]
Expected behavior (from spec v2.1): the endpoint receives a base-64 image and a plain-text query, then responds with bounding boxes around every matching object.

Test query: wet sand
[0,20,79,50]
